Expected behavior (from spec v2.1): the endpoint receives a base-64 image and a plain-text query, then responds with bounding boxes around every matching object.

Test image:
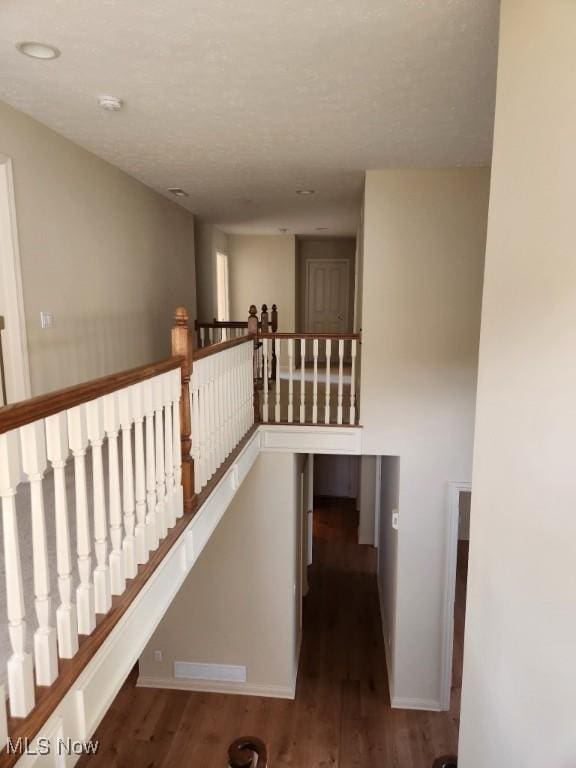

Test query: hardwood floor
[79,497,462,767]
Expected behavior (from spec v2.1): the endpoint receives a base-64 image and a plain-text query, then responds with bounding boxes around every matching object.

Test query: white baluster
[275,338,281,423]
[85,399,112,615]
[287,339,294,423]
[20,421,59,686]
[171,368,184,518]
[143,379,158,551]
[350,339,357,424]
[67,406,96,635]
[162,372,176,529]
[198,361,208,491]
[324,339,332,424]
[300,338,306,423]
[191,366,202,494]
[131,383,149,564]
[0,431,35,716]
[102,393,126,595]
[312,338,319,424]
[45,413,78,659]
[207,357,217,476]
[337,339,344,425]
[118,388,137,579]
[153,376,167,539]
[262,338,269,423]
[199,327,205,348]
[215,353,224,466]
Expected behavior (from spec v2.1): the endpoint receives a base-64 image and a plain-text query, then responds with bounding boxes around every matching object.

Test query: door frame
[304,257,351,333]
[440,480,472,710]
[0,155,31,403]
[295,236,356,333]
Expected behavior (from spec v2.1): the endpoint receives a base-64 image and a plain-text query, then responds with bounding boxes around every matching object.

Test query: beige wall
[194,221,229,320]
[459,2,576,765]
[228,234,296,330]
[361,168,490,705]
[0,100,196,395]
[139,451,303,696]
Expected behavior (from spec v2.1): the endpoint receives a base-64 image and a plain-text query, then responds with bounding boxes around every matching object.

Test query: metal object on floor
[433,757,458,768]
[228,737,268,767]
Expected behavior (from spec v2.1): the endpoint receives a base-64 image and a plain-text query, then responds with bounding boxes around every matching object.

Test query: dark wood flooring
[79,497,463,767]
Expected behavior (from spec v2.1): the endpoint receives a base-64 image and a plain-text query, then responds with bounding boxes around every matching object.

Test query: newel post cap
[173,306,189,327]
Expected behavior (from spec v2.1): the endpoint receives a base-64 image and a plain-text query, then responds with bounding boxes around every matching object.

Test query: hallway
[79,498,459,767]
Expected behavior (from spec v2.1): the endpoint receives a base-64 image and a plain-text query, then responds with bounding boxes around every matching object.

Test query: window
[216,250,230,322]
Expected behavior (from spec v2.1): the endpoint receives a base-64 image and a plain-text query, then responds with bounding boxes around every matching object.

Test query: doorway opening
[441,482,472,718]
[0,155,30,404]
[296,236,356,335]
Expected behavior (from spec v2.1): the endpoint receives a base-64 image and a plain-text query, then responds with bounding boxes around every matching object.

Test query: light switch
[40,311,54,329]
[392,509,399,530]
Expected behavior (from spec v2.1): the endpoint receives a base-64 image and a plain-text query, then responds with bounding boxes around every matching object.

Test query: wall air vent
[174,661,247,683]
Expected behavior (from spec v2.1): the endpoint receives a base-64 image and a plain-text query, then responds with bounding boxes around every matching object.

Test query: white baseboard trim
[136,675,296,700]
[390,696,442,712]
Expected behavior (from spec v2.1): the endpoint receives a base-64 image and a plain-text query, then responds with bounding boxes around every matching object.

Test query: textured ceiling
[0,0,499,235]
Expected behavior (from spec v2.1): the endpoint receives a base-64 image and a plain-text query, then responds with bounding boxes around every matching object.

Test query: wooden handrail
[192,334,254,361]
[195,320,252,329]
[228,737,268,768]
[258,331,361,340]
[0,357,183,435]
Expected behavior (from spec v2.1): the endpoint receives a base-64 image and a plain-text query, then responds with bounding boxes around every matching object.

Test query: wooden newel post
[261,304,269,332]
[247,305,259,336]
[171,306,195,514]
[271,304,278,333]
[248,305,260,423]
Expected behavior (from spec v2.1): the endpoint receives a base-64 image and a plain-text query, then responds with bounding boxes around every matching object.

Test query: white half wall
[459,2,576,765]
[0,100,196,396]
[361,168,490,707]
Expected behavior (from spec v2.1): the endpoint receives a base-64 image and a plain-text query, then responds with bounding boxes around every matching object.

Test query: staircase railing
[0,302,362,759]
[255,331,360,425]
[0,306,259,761]
[195,303,278,348]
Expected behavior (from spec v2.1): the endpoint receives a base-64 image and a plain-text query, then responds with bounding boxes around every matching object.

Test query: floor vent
[174,661,247,683]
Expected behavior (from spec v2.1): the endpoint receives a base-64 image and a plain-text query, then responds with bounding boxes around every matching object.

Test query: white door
[305,259,350,333]
[0,156,31,404]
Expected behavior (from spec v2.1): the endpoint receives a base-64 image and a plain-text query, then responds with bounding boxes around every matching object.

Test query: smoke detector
[16,41,60,60]
[98,96,124,112]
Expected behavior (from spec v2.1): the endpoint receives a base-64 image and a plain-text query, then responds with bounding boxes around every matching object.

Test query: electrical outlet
[40,311,54,329]
[154,650,163,663]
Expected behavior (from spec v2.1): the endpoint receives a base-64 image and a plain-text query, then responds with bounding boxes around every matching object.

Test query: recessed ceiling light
[296,189,315,196]
[168,188,189,198]
[98,96,124,112]
[16,41,60,60]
